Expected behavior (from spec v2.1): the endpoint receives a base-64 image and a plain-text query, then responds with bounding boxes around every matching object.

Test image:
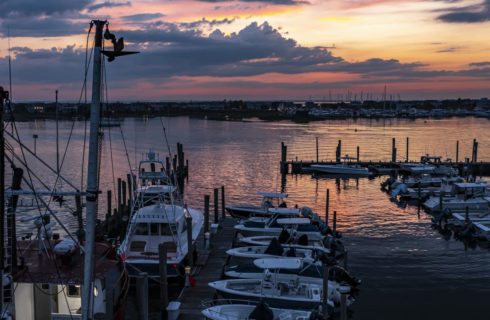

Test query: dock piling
[136,272,149,320]
[159,244,168,320]
[214,188,219,223]
[221,186,226,219]
[325,189,330,228]
[340,293,348,320]
[333,210,337,235]
[406,137,409,162]
[204,195,210,234]
[186,215,194,268]
[456,140,459,163]
[391,138,396,162]
[336,140,342,162]
[316,137,319,162]
[356,146,360,162]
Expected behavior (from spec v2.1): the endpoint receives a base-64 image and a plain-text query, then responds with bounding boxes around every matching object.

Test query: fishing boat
[225,192,289,219]
[423,182,490,212]
[226,240,329,261]
[234,216,326,238]
[310,156,369,176]
[133,150,178,208]
[201,301,313,320]
[118,203,203,277]
[209,259,353,310]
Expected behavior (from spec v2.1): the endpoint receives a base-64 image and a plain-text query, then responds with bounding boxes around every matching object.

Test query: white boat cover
[254,258,302,270]
[276,218,311,225]
[257,192,288,198]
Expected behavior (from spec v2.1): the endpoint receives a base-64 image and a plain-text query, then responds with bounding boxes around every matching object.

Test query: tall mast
[82,20,104,320]
[0,87,7,320]
[55,90,59,176]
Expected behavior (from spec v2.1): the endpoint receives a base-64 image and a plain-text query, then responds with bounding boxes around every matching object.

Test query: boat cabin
[138,150,170,186]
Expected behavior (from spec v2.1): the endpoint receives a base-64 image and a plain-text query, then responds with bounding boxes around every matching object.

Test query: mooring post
[159,244,168,320]
[221,185,226,219]
[465,206,469,222]
[343,250,348,270]
[214,188,219,223]
[107,190,112,216]
[165,157,170,175]
[127,173,133,204]
[322,263,330,319]
[186,215,194,268]
[204,195,210,234]
[33,134,38,155]
[439,192,443,212]
[474,140,478,163]
[356,146,360,163]
[316,137,319,162]
[122,180,127,208]
[117,178,122,210]
[333,210,337,236]
[406,137,409,162]
[280,142,288,174]
[325,189,330,228]
[391,138,396,162]
[340,293,348,320]
[456,140,459,163]
[336,140,342,162]
[136,272,149,320]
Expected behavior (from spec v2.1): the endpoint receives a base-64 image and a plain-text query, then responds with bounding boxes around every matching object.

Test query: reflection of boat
[225,192,288,219]
[201,301,312,320]
[119,203,204,277]
[310,156,369,176]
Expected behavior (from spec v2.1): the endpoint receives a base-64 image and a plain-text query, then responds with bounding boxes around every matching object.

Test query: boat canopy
[133,204,185,223]
[137,185,176,194]
[276,218,311,225]
[257,192,288,198]
[254,258,302,270]
[267,208,301,215]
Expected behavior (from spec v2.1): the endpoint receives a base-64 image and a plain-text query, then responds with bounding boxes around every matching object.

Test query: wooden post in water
[474,140,478,163]
[221,186,226,219]
[316,137,319,162]
[333,210,337,235]
[322,263,329,319]
[186,215,194,268]
[336,140,342,162]
[107,190,112,216]
[159,244,168,320]
[165,157,170,175]
[204,195,210,234]
[391,138,396,162]
[280,142,288,174]
[122,180,127,208]
[325,189,330,228]
[406,137,409,162]
[127,173,133,203]
[340,293,348,320]
[214,188,219,223]
[136,273,149,320]
[117,178,122,210]
[356,146,360,163]
[456,140,459,163]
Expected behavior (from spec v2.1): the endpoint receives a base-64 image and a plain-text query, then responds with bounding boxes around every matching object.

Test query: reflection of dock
[179,218,236,319]
[280,139,490,176]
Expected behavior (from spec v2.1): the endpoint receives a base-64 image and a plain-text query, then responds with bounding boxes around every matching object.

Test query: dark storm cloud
[86,1,132,12]
[0,0,91,17]
[0,17,88,37]
[2,20,490,96]
[196,0,309,5]
[437,0,490,23]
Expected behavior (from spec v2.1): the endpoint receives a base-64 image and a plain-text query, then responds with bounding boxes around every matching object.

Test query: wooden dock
[178,218,237,319]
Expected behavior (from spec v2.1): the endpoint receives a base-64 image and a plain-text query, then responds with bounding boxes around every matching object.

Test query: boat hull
[310,165,369,176]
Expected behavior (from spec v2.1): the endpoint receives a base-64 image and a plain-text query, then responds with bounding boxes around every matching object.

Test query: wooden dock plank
[178,218,236,319]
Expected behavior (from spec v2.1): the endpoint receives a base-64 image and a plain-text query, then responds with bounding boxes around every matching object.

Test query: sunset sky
[0,0,489,101]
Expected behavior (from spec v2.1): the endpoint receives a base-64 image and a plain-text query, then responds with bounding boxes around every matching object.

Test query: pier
[178,218,236,319]
[280,139,490,176]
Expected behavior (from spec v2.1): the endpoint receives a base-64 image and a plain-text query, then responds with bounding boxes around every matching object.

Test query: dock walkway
[178,218,237,319]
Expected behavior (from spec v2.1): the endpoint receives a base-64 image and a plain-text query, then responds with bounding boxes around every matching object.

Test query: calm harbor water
[10,116,490,319]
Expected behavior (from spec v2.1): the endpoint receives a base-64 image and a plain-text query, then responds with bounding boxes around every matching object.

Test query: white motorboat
[118,203,204,277]
[310,156,369,176]
[225,192,289,219]
[234,217,325,238]
[399,163,436,174]
[202,302,312,320]
[239,234,325,248]
[472,221,490,240]
[209,259,353,310]
[423,182,489,212]
[224,258,361,288]
[226,243,328,260]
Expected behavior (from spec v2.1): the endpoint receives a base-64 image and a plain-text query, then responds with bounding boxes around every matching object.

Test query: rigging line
[159,118,182,200]
[8,26,12,102]
[4,122,76,320]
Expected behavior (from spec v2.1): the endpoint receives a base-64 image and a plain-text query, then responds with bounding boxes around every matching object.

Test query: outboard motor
[278,229,291,244]
[249,301,274,320]
[301,206,314,218]
[264,238,284,256]
[297,234,308,246]
[390,183,407,198]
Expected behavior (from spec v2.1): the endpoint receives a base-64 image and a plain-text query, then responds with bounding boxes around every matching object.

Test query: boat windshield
[134,223,177,236]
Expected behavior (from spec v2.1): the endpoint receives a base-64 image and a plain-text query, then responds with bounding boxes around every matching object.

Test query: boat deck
[178,218,237,319]
[13,240,119,284]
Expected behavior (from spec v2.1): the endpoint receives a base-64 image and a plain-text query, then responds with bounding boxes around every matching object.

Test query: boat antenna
[55,90,60,177]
